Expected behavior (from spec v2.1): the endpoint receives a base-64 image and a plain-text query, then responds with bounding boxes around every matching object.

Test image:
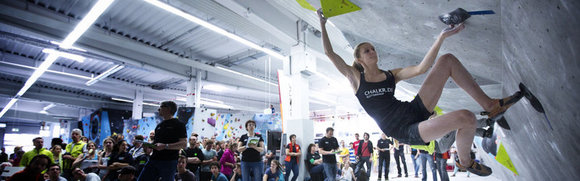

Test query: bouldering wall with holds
[192,108,218,139]
[214,113,254,141]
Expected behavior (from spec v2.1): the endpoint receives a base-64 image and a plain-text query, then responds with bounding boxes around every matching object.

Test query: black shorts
[388,95,432,145]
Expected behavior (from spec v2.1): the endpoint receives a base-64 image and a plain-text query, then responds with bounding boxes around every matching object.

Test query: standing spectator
[184,135,204,177]
[148,130,155,143]
[338,140,349,166]
[0,147,8,163]
[392,139,408,177]
[63,128,87,180]
[133,143,152,175]
[73,141,100,174]
[72,167,101,181]
[8,155,50,181]
[435,150,450,181]
[216,141,225,161]
[98,137,115,179]
[305,144,324,181]
[376,133,392,180]
[230,163,242,181]
[137,101,187,181]
[10,150,24,167]
[284,134,301,181]
[211,162,228,181]
[237,120,265,181]
[45,164,66,181]
[50,138,63,150]
[200,140,218,181]
[106,140,134,181]
[355,133,373,179]
[347,143,356,168]
[20,137,54,167]
[318,127,339,181]
[129,135,145,159]
[50,145,63,173]
[175,155,196,181]
[419,150,437,181]
[220,142,237,179]
[81,137,89,144]
[9,146,22,163]
[411,148,420,178]
[117,166,137,181]
[352,133,361,156]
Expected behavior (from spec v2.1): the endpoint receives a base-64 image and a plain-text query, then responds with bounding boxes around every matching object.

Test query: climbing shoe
[481,91,523,121]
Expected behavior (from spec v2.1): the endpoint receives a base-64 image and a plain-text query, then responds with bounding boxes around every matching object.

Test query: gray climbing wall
[486,0,580,180]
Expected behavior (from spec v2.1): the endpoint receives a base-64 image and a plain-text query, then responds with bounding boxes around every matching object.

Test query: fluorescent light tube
[0,0,114,119]
[0,61,91,80]
[215,66,277,86]
[85,64,125,86]
[111,97,159,107]
[144,0,287,61]
[0,98,18,118]
[60,0,115,49]
[42,49,86,62]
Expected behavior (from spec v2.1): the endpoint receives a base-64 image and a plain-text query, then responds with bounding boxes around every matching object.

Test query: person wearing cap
[118,166,137,181]
[137,101,187,181]
[72,167,101,181]
[129,135,145,159]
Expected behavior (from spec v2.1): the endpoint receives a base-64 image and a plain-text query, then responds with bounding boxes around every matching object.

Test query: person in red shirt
[355,133,373,179]
[352,133,361,156]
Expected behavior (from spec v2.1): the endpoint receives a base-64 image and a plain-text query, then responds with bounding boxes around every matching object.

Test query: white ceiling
[0,0,503,123]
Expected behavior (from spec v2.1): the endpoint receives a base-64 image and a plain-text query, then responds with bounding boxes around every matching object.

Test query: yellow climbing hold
[296,0,317,11]
[496,143,519,175]
[321,0,361,18]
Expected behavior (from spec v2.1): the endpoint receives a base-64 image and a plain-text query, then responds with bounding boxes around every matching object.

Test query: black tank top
[355,70,407,133]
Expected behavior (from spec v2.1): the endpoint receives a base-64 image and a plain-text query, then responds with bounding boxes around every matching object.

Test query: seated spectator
[305,144,324,181]
[133,143,152,175]
[210,162,228,181]
[8,154,50,181]
[45,164,66,181]
[230,163,242,181]
[73,141,100,174]
[106,140,134,181]
[117,166,137,181]
[175,155,196,181]
[72,167,101,181]
[263,160,281,181]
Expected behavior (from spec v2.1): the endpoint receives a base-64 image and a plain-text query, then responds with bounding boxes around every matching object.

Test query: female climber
[318,9,519,176]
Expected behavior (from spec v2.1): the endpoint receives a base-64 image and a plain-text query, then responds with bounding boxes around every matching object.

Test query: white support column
[186,76,195,107]
[280,44,315,181]
[195,70,202,109]
[132,89,143,119]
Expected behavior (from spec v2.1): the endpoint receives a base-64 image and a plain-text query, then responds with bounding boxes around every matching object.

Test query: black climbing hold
[519,83,544,113]
[439,8,471,25]
[496,117,510,130]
